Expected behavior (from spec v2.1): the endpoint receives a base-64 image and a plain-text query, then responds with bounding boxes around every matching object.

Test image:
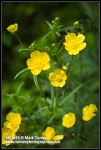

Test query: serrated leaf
[14,68,28,80]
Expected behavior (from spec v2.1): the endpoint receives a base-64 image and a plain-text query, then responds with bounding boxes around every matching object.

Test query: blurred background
[2,2,99,148]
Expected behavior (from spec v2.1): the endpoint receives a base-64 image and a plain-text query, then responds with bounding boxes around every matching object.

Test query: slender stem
[55,32,58,49]
[14,33,24,48]
[54,32,62,67]
[39,86,51,111]
[56,87,59,101]
[67,56,74,75]
[52,97,54,109]
[80,52,83,82]
[33,76,51,111]
[14,96,32,122]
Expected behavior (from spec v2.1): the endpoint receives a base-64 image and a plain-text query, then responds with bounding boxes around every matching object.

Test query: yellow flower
[4,112,21,132]
[49,69,67,87]
[52,135,64,141]
[2,127,15,146]
[42,127,55,140]
[42,126,64,143]
[26,51,50,75]
[73,21,79,26]
[82,104,98,121]
[62,112,76,128]
[63,33,86,55]
[6,23,18,33]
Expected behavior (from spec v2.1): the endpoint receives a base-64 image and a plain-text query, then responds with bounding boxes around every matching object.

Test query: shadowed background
[2,2,99,148]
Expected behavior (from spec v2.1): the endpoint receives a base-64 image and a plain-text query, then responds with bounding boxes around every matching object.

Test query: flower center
[71,41,79,50]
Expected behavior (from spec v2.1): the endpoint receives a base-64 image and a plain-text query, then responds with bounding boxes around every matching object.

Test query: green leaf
[36,106,47,114]
[5,93,15,99]
[16,82,24,96]
[47,114,55,124]
[33,75,40,90]
[59,84,84,106]
[58,25,63,29]
[14,68,28,79]
[19,48,30,52]
[53,97,56,108]
[45,20,53,30]
[41,97,52,105]
[41,31,52,41]
[56,32,61,37]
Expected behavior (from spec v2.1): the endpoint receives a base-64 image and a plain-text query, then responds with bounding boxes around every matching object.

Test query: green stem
[67,56,74,75]
[33,76,51,112]
[56,87,59,101]
[54,32,62,67]
[52,97,54,109]
[14,96,32,122]
[14,33,24,48]
[40,86,51,112]
[80,53,83,82]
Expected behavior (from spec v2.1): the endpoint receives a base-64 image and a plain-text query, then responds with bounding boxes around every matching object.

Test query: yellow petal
[51,81,59,87]
[48,72,55,80]
[6,112,21,125]
[42,127,55,140]
[30,51,41,60]
[27,59,35,69]
[68,50,79,55]
[62,113,76,128]
[14,23,18,31]
[78,42,86,51]
[6,23,18,33]
[31,69,41,75]
[41,52,50,62]
[60,70,67,80]
[42,63,50,70]
[82,104,98,121]
[63,43,71,51]
[53,135,64,140]
[59,80,66,87]
[4,122,12,129]
[65,33,76,41]
[76,34,85,44]
[2,127,15,146]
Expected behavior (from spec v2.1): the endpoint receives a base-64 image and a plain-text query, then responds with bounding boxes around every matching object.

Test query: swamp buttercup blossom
[2,127,15,146]
[82,104,98,121]
[42,126,64,142]
[26,51,50,75]
[4,112,21,132]
[49,69,67,87]
[62,112,76,128]
[6,23,18,33]
[63,33,86,55]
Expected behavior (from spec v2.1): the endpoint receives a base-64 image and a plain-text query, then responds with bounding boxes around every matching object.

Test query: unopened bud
[73,21,79,26]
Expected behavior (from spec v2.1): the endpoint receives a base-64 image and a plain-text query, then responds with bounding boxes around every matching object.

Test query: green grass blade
[14,68,28,79]
[33,75,40,90]
[59,84,84,106]
[16,82,24,95]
